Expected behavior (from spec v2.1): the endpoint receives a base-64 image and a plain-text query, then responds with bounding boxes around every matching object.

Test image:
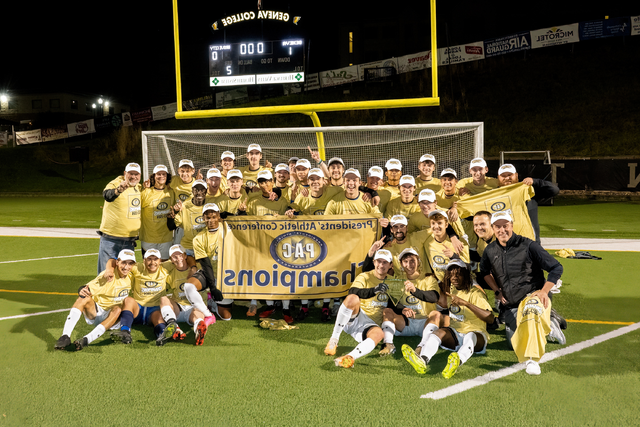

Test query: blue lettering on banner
[484,32,531,58]
[579,17,631,40]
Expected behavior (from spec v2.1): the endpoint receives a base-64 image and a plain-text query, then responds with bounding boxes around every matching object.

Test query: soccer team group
[54,143,566,377]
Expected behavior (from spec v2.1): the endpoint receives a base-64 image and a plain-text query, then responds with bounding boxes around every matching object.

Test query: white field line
[0,253,99,264]
[0,308,70,321]
[421,322,640,400]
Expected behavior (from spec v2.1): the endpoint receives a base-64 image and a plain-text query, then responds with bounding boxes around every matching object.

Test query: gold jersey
[174,200,206,250]
[140,186,175,244]
[238,165,272,190]
[216,193,249,216]
[350,271,394,325]
[512,295,552,362]
[294,186,344,215]
[448,286,492,336]
[423,234,470,281]
[456,177,500,196]
[87,270,132,310]
[130,264,169,307]
[374,187,393,215]
[193,228,221,282]
[435,189,461,210]
[246,195,293,216]
[324,193,380,215]
[164,262,195,307]
[387,231,434,276]
[397,274,439,319]
[384,196,421,219]
[381,183,401,201]
[415,176,441,193]
[170,177,195,203]
[99,177,143,238]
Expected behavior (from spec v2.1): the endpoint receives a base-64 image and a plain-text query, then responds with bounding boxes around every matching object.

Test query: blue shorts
[133,304,160,325]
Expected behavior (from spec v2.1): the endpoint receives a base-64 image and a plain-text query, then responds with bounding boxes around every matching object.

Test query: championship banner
[218,215,381,300]
[456,182,536,241]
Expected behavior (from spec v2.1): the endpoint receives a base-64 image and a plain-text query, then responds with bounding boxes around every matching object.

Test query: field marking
[0,308,70,321]
[566,319,634,326]
[0,253,99,264]
[0,289,76,296]
[421,322,640,400]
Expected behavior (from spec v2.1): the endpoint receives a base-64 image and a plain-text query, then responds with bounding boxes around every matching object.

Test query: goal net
[141,123,484,181]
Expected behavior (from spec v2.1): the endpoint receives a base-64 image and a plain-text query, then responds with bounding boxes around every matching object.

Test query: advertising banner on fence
[438,42,485,65]
[152,103,178,121]
[484,32,531,58]
[131,109,152,124]
[633,16,640,36]
[531,23,579,48]
[94,115,123,133]
[397,50,431,73]
[16,129,42,145]
[41,127,68,142]
[319,65,359,88]
[67,120,95,137]
[122,112,133,127]
[357,58,397,81]
[579,17,631,40]
[304,73,320,91]
[218,215,381,300]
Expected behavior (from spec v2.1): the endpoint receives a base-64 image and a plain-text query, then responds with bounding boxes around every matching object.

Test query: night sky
[1,1,637,108]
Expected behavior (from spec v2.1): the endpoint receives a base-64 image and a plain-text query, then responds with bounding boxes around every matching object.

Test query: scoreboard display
[209,39,305,87]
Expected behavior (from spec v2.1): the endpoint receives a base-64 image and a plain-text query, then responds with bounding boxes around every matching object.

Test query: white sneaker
[525,359,541,375]
[551,279,562,294]
[548,317,566,345]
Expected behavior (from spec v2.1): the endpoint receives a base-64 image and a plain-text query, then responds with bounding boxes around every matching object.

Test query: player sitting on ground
[140,165,176,260]
[323,249,393,368]
[379,248,440,356]
[55,249,136,351]
[415,154,440,193]
[402,259,494,379]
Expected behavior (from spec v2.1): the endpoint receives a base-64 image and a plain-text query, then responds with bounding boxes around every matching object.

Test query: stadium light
[0,94,7,103]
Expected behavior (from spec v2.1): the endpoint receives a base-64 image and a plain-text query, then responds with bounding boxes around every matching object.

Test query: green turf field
[1,232,639,426]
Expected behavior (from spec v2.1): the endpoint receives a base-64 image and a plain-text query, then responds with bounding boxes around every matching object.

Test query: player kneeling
[402,259,494,379]
[54,250,136,351]
[323,250,393,368]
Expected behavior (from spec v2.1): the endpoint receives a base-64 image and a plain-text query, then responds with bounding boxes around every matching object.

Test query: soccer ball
[314,300,324,309]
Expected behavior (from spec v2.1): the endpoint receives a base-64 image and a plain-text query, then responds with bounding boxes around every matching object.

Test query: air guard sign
[218,215,381,300]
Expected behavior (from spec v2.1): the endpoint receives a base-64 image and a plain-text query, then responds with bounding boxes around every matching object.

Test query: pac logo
[314,210,325,215]
[376,293,389,302]
[245,180,257,189]
[406,295,419,305]
[179,193,189,202]
[157,202,169,210]
[114,289,129,302]
[270,231,327,269]
[434,255,446,265]
[195,216,205,224]
[491,202,506,212]
[450,305,461,314]
[143,281,158,288]
[132,198,141,207]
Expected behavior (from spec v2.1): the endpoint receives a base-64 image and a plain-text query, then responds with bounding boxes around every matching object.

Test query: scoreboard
[209,39,305,87]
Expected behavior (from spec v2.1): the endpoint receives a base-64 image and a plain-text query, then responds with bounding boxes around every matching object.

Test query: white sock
[331,305,353,340]
[266,300,274,307]
[282,300,290,310]
[184,283,213,317]
[347,338,377,360]
[420,334,441,362]
[418,323,439,348]
[62,307,82,337]
[161,305,177,323]
[84,324,106,344]
[250,299,257,305]
[301,300,309,305]
[323,298,330,303]
[458,332,477,364]
[381,321,396,344]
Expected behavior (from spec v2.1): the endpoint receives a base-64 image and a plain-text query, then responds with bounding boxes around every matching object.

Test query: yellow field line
[0,289,76,296]
[566,319,634,326]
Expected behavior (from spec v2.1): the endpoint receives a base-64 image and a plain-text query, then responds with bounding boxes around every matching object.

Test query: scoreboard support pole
[171,0,440,161]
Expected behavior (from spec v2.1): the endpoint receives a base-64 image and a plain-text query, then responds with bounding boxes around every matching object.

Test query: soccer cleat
[324,337,339,356]
[246,304,258,317]
[74,337,89,351]
[156,321,177,347]
[402,344,427,375]
[296,307,309,321]
[551,308,567,330]
[548,317,566,345]
[204,316,216,327]
[259,307,276,318]
[525,359,541,375]
[442,352,461,379]
[283,314,294,325]
[334,355,355,368]
[320,307,331,323]
[379,343,396,356]
[195,321,208,346]
[110,330,132,344]
[54,334,71,350]
[173,325,186,341]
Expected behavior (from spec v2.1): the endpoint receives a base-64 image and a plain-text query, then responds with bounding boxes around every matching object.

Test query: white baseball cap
[308,168,324,178]
[152,164,168,174]
[419,154,436,164]
[374,249,393,263]
[446,259,468,270]
[498,164,517,175]
[257,170,273,180]
[288,156,299,164]
[344,168,361,179]
[399,175,416,187]
[227,169,243,180]
[144,249,161,259]
[117,249,136,262]
[202,203,220,214]
[368,166,384,179]
[385,158,402,170]
[274,163,290,173]
[125,163,141,173]
[398,247,420,261]
[491,211,513,224]
[169,244,185,257]
[440,168,457,178]
[206,168,222,179]
[428,209,448,219]
[247,143,262,153]
[389,214,408,226]
[220,151,235,160]
[295,159,311,169]
[328,157,345,167]
[469,157,487,169]
[179,159,194,168]
[191,179,207,188]
[418,189,436,203]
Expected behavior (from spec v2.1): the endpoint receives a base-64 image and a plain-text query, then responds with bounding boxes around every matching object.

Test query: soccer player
[381,158,403,201]
[401,259,494,378]
[435,168,461,210]
[293,168,343,215]
[273,163,295,202]
[479,211,566,375]
[168,179,208,256]
[246,171,298,217]
[97,162,142,274]
[218,151,236,192]
[293,158,312,192]
[497,163,560,244]
[423,210,470,282]
[140,164,176,260]
[170,159,198,203]
[238,143,272,191]
[415,154,441,193]
[55,249,136,351]
[407,189,465,237]
[323,249,393,368]
[384,175,421,218]
[205,168,224,200]
[287,157,299,183]
[216,170,248,216]
[456,158,499,196]
[379,248,440,356]
[324,169,380,215]
[473,211,495,258]
[327,157,346,187]
[366,166,392,214]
